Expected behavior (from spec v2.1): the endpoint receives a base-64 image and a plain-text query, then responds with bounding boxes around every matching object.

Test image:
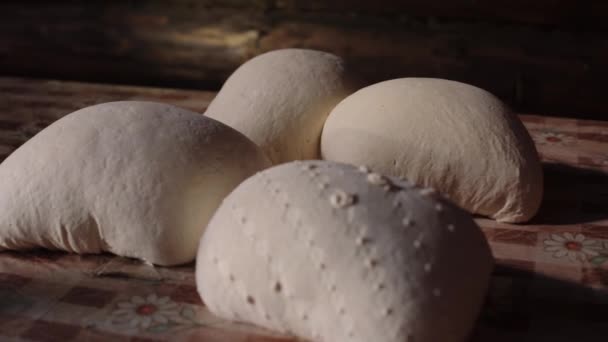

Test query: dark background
[2,1,608,120]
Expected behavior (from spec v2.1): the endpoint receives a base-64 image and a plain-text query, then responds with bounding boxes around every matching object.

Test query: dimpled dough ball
[196,160,493,342]
[321,78,543,223]
[0,101,271,266]
[205,48,358,164]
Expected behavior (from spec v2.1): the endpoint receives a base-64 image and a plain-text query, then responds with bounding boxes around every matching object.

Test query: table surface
[0,77,607,341]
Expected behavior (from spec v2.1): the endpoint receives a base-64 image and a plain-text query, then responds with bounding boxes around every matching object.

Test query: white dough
[321,78,543,223]
[0,101,270,266]
[205,49,358,164]
[196,161,493,342]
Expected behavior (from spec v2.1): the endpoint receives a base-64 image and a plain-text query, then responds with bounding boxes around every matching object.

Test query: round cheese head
[196,160,493,342]
[205,48,358,164]
[321,78,543,223]
[0,101,271,266]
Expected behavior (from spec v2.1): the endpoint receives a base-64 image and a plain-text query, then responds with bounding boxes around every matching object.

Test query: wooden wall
[1,1,607,120]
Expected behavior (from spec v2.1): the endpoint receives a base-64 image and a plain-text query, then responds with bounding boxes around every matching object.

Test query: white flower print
[111,294,182,329]
[534,131,574,145]
[543,233,599,261]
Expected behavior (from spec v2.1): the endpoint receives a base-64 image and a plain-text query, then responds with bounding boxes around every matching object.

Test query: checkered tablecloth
[0,111,607,341]
[0,251,294,341]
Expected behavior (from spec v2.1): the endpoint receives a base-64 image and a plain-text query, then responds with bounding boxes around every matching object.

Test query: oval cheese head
[321,78,543,223]
[0,101,271,266]
[196,160,493,342]
[205,48,359,164]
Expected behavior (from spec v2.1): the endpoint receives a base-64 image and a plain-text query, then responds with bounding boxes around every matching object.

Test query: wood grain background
[1,1,607,120]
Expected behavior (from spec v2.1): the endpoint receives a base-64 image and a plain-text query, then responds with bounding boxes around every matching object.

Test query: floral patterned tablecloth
[0,81,607,341]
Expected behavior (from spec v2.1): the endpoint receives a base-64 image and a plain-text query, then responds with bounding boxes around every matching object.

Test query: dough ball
[196,160,492,342]
[0,101,271,265]
[321,78,543,223]
[205,49,359,164]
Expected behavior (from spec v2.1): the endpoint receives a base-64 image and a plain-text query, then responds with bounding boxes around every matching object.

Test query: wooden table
[0,77,607,341]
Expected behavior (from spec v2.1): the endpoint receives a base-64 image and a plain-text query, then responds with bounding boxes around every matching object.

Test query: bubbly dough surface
[0,101,271,265]
[197,160,493,342]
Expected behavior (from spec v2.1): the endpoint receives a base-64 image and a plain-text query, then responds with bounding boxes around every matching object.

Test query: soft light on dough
[205,48,359,164]
[196,160,493,342]
[321,78,543,223]
[0,101,271,266]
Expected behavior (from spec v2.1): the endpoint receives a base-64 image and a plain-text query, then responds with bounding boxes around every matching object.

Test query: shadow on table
[470,265,608,342]
[529,163,608,225]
